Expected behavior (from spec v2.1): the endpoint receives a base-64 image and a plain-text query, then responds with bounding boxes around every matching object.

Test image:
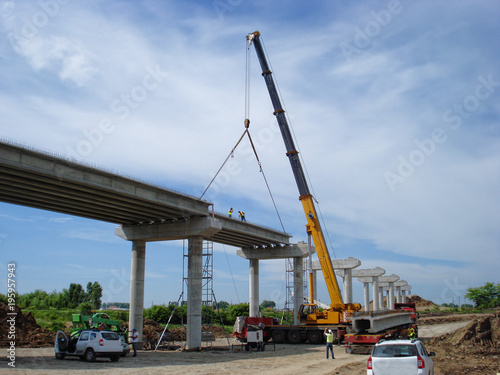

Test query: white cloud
[1,1,499,306]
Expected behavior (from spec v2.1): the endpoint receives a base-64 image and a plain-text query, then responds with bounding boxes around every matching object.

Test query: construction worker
[130,328,138,356]
[228,208,233,218]
[324,328,335,359]
[408,326,416,340]
[239,211,246,222]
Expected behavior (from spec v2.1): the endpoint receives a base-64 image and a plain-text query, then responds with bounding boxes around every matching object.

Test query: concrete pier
[334,257,361,304]
[129,240,146,341]
[186,236,203,350]
[237,244,309,319]
[394,280,408,303]
[249,259,259,317]
[378,275,400,309]
[354,267,385,312]
[293,257,304,325]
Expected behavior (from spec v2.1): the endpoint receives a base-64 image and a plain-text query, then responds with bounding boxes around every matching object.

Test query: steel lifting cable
[199,129,247,200]
[245,130,286,233]
[201,36,287,233]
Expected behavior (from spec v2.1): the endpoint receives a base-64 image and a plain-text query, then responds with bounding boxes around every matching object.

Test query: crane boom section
[247,31,343,307]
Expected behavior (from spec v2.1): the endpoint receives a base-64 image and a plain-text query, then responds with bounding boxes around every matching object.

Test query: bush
[78,302,92,315]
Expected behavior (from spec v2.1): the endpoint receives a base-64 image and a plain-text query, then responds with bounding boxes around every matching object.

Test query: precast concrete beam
[237,243,308,260]
[116,216,222,241]
[350,312,415,334]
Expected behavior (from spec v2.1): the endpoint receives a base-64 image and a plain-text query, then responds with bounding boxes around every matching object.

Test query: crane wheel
[271,329,286,344]
[287,330,302,344]
[307,330,323,344]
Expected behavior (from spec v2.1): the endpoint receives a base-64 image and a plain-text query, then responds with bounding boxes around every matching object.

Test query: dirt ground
[1,304,499,375]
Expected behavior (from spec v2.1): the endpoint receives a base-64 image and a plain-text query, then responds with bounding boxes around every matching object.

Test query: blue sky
[1,0,499,309]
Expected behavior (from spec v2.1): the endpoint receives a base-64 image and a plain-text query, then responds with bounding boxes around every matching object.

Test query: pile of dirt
[0,303,54,348]
[429,312,500,348]
[426,312,500,375]
[408,294,436,308]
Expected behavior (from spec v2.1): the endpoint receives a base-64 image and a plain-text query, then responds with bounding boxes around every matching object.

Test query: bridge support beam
[129,240,146,342]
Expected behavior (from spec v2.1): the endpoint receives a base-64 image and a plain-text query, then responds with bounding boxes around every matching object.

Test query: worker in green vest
[323,328,335,359]
[408,326,416,340]
[228,208,233,218]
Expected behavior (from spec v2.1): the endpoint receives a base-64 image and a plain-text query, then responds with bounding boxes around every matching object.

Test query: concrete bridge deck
[0,139,290,247]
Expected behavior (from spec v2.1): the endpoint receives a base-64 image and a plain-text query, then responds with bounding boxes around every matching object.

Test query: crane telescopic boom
[247,31,360,322]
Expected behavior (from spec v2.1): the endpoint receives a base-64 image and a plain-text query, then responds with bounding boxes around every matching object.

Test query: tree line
[465,282,500,309]
[0,281,103,310]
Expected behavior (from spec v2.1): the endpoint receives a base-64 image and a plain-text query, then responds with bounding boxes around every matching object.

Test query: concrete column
[379,287,384,310]
[388,282,395,309]
[129,240,146,342]
[293,257,304,325]
[186,236,203,350]
[312,269,318,302]
[343,269,353,303]
[372,278,380,312]
[363,282,370,312]
[249,259,259,317]
[396,286,402,303]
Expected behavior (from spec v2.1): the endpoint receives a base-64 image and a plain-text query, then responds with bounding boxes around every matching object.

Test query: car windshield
[101,332,120,340]
[373,344,417,357]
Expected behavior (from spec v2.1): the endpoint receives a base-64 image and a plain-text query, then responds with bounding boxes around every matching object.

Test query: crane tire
[271,329,286,344]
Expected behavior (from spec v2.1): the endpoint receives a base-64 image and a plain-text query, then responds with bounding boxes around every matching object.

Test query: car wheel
[55,352,65,360]
[110,355,120,362]
[84,348,96,362]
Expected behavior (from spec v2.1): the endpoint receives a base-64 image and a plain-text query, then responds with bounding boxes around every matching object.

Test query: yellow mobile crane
[234,32,415,348]
[246,31,361,325]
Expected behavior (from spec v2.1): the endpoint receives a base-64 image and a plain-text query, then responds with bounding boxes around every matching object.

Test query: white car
[367,339,435,375]
[55,329,123,362]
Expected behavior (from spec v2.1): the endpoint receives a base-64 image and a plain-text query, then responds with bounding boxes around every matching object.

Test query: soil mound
[0,303,54,348]
[429,311,500,347]
[426,312,500,375]
[408,294,435,307]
